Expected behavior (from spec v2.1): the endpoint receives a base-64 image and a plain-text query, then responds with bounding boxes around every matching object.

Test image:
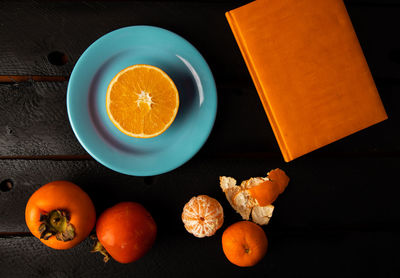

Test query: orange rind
[220,169,289,225]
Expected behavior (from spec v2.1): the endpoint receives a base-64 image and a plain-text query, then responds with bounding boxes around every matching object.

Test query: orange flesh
[106,64,179,138]
[182,195,224,238]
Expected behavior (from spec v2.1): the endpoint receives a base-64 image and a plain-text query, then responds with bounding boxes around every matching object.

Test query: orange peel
[220,169,289,225]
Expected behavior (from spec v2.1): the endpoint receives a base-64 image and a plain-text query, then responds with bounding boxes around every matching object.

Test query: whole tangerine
[222,221,268,267]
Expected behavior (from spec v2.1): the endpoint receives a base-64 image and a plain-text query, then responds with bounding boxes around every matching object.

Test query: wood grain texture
[1,155,399,233]
[0,1,247,82]
[0,80,279,156]
[1,80,399,157]
[1,230,399,277]
[0,82,86,156]
[0,76,67,83]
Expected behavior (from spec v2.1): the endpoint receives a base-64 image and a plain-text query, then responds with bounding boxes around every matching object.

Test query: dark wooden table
[1,0,399,277]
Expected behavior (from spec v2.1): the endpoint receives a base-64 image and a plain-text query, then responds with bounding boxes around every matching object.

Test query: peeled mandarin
[181,195,224,238]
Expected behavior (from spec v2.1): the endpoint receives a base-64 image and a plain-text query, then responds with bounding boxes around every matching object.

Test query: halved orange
[106,64,179,138]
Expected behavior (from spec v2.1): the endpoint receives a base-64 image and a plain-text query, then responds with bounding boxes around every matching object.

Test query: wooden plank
[0,82,86,156]
[1,79,399,156]
[0,156,398,233]
[0,76,67,83]
[0,81,279,156]
[0,1,399,84]
[0,155,91,160]
[0,230,399,277]
[0,1,248,82]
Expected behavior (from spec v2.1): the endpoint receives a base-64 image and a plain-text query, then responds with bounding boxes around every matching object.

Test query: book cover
[226,0,388,162]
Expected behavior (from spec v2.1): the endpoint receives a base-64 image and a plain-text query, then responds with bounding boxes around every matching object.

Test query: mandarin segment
[182,195,224,238]
[106,64,179,138]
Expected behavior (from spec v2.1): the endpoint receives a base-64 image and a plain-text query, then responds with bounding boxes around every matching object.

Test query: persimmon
[222,221,268,267]
[25,180,96,250]
[92,202,157,263]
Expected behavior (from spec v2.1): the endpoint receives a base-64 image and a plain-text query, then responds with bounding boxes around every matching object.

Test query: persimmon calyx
[38,209,75,241]
[90,235,110,263]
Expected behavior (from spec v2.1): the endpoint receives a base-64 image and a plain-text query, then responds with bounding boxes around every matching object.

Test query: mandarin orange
[222,221,268,267]
[181,195,224,238]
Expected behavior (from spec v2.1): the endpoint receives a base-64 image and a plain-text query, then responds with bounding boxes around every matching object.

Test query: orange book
[226,0,388,162]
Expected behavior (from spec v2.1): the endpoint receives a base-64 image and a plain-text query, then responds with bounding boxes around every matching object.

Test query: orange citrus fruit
[222,221,268,267]
[181,195,224,238]
[106,64,179,138]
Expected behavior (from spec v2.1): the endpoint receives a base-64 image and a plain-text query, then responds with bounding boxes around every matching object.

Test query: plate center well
[88,47,199,155]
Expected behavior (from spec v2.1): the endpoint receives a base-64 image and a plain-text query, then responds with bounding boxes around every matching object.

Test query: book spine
[225,10,292,162]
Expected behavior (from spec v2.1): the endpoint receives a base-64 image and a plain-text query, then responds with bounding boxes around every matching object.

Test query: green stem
[39,209,75,241]
[90,235,110,263]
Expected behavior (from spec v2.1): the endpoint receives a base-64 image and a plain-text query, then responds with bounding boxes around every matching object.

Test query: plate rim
[67,25,217,176]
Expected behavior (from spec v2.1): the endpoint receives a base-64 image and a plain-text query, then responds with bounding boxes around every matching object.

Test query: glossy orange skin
[96,202,157,264]
[222,221,268,267]
[248,169,290,206]
[25,180,96,250]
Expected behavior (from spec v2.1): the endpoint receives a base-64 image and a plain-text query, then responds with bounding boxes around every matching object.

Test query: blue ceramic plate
[67,26,217,176]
